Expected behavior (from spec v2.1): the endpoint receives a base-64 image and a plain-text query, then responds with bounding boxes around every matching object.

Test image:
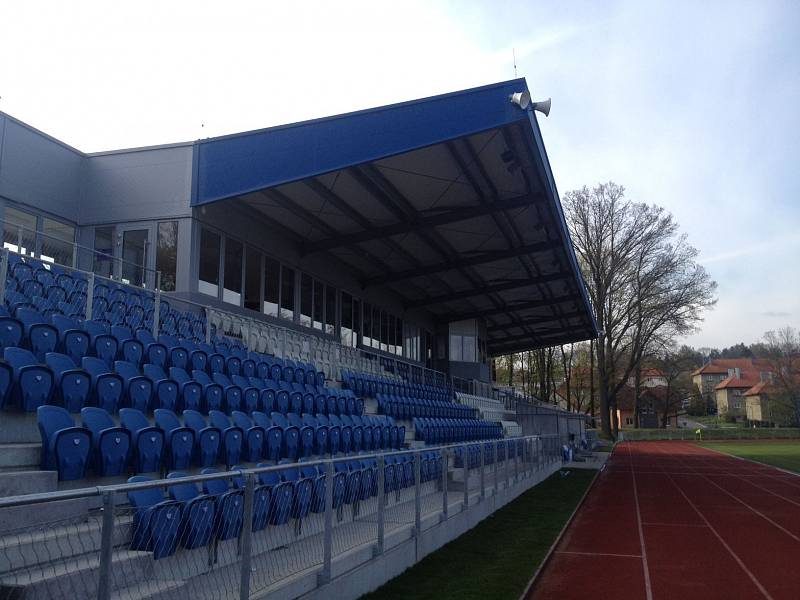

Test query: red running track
[528,441,800,600]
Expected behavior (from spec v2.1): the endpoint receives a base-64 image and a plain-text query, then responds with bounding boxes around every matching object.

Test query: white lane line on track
[627,443,654,600]
[555,550,643,559]
[644,442,774,600]
[669,446,800,543]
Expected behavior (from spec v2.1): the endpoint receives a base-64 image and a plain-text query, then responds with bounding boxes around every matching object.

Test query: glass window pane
[463,335,476,362]
[325,285,336,335]
[299,273,313,327]
[449,334,463,361]
[223,237,243,305]
[156,221,178,292]
[340,292,353,347]
[280,266,295,320]
[199,228,220,297]
[244,246,261,311]
[93,226,114,278]
[395,318,403,357]
[352,298,360,347]
[263,257,280,317]
[313,280,324,330]
[121,229,148,287]
[40,218,75,266]
[3,207,37,256]
[362,303,372,348]
[380,310,388,352]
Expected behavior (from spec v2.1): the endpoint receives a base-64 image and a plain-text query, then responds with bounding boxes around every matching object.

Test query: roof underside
[192,79,597,355]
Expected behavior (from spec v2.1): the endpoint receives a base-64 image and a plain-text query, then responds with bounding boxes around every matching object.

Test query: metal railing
[619,427,800,442]
[0,435,560,600]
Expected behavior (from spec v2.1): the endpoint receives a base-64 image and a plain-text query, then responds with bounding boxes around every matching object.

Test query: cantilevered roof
[192,78,598,354]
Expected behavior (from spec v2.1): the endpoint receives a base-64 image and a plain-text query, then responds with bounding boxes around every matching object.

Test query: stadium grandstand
[0,79,596,599]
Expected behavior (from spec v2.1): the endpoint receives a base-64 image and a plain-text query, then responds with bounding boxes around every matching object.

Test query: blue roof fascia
[523,110,599,337]
[191,79,532,206]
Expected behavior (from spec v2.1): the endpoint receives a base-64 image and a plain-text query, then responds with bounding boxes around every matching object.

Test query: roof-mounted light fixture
[509,91,552,117]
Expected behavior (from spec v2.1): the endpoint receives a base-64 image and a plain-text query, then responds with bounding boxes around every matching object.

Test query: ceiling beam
[488,331,595,356]
[301,193,543,254]
[486,310,586,333]
[444,293,581,321]
[404,273,568,309]
[365,240,559,287]
[488,323,590,346]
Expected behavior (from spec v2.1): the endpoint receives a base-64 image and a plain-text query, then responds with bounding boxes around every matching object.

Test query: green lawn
[360,468,596,600]
[699,441,800,473]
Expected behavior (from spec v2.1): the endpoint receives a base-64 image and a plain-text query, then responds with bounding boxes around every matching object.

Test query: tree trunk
[597,340,612,437]
[588,340,592,419]
[633,362,642,428]
[507,354,514,387]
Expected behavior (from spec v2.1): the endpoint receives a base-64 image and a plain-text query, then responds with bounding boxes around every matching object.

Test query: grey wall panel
[80,145,193,224]
[0,115,83,220]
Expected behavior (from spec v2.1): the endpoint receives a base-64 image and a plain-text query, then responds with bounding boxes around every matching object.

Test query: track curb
[517,456,608,600]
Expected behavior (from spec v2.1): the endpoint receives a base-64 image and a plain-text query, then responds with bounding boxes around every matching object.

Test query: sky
[1,0,798,349]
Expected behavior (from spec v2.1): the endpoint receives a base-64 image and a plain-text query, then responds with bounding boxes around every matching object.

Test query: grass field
[698,440,800,473]
[360,468,596,600]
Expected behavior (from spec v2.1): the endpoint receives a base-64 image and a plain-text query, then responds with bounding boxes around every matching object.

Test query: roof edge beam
[444,293,580,321]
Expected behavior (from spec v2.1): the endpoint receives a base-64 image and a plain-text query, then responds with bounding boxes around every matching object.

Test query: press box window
[2,206,37,256]
[244,246,261,311]
[263,257,280,317]
[199,228,221,297]
[280,266,295,320]
[156,221,178,292]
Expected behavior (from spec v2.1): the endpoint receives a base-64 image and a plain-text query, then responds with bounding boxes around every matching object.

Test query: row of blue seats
[129,451,442,560]
[0,345,355,417]
[453,439,526,469]
[376,393,477,420]
[37,404,402,480]
[341,369,452,402]
[413,417,502,444]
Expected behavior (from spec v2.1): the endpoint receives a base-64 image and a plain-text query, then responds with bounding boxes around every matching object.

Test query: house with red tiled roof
[691,358,774,418]
[744,372,800,426]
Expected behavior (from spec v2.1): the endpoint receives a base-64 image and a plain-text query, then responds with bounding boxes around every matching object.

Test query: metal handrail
[0,434,555,509]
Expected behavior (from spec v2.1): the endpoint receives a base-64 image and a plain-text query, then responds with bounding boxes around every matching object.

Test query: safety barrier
[0,434,561,600]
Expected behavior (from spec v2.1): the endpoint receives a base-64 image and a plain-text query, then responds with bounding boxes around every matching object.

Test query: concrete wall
[80,145,193,225]
[0,113,83,222]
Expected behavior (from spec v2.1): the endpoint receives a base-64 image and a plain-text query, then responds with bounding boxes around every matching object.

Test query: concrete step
[0,470,57,497]
[0,412,41,444]
[0,511,133,573]
[0,443,41,470]
[0,548,153,600]
[0,496,93,531]
[110,579,188,600]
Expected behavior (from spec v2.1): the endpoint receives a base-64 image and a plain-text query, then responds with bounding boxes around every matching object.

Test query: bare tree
[759,326,800,425]
[563,182,717,438]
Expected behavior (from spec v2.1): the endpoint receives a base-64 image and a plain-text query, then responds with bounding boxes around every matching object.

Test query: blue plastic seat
[167,367,202,412]
[127,476,182,559]
[135,329,167,368]
[113,360,153,413]
[16,308,58,361]
[119,408,164,473]
[4,347,53,411]
[231,410,265,462]
[287,412,315,458]
[43,352,90,413]
[200,469,244,540]
[210,372,243,414]
[279,461,313,521]
[158,335,189,371]
[270,412,300,460]
[80,406,131,476]
[255,466,294,525]
[142,363,178,412]
[166,472,215,549]
[154,409,195,470]
[230,465,271,532]
[208,410,243,467]
[37,405,91,480]
[0,314,24,352]
[182,409,221,468]
[231,374,259,413]
[111,326,144,366]
[49,315,89,365]
[84,320,118,367]
[191,369,224,413]
[252,411,283,462]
